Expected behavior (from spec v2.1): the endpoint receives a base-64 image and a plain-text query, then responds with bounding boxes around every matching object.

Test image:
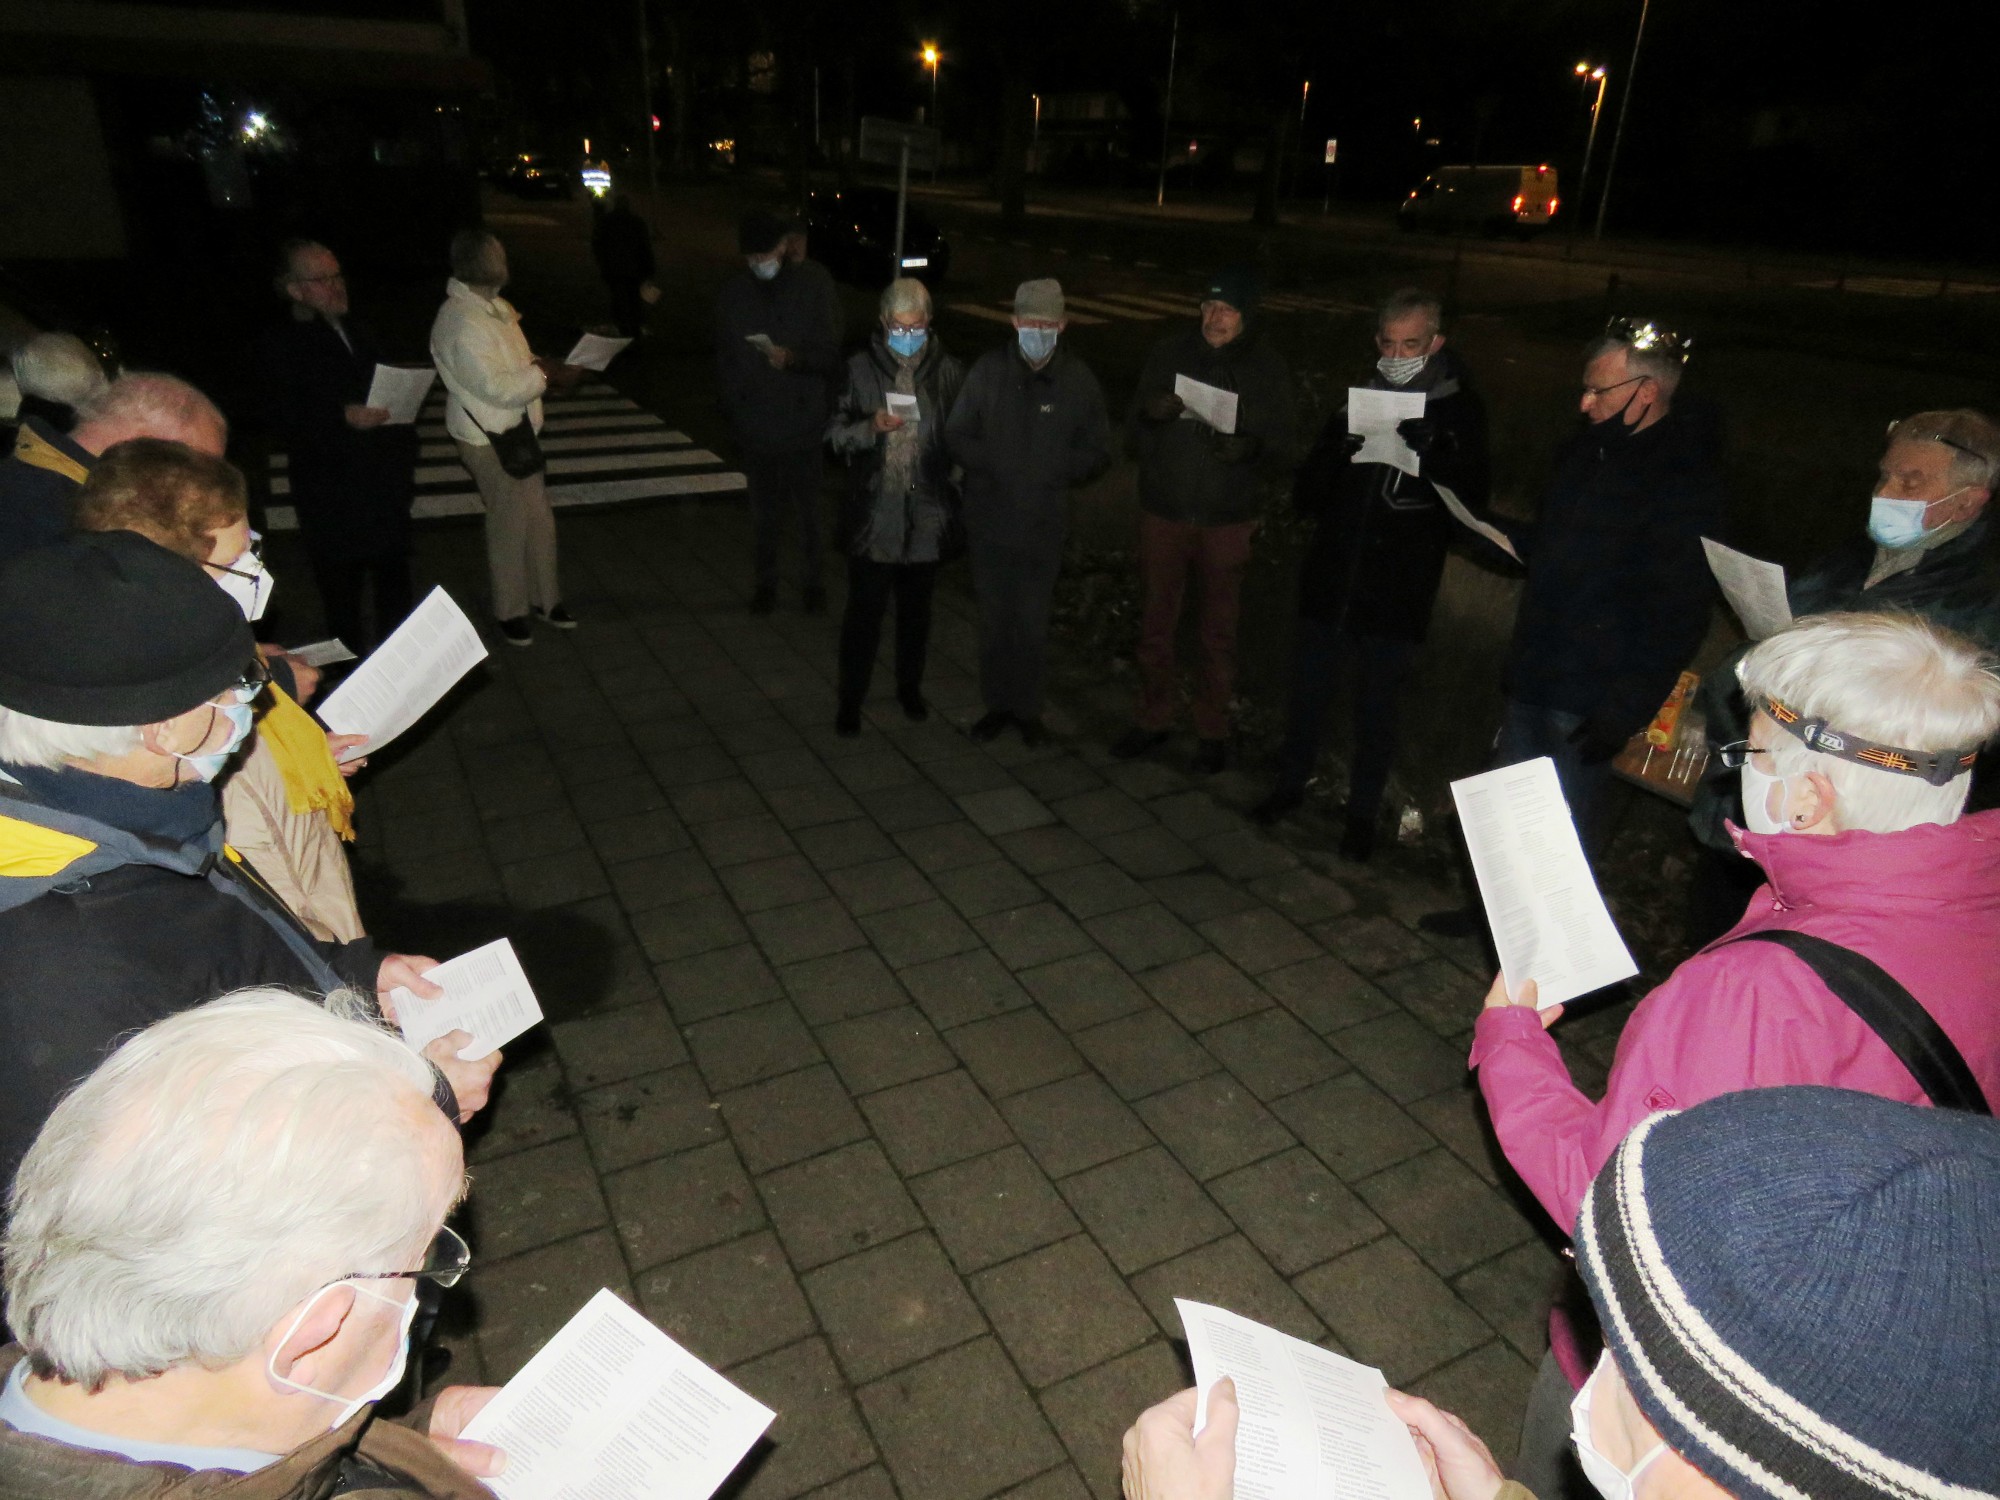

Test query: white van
[1398,164,1560,238]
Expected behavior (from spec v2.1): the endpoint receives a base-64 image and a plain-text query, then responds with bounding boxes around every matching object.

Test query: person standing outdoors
[256,239,421,654]
[944,279,1112,746]
[430,230,581,647]
[591,195,657,340]
[1113,267,1297,774]
[714,209,842,615]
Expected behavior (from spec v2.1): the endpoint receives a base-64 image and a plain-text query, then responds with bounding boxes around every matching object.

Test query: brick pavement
[340,494,1608,1500]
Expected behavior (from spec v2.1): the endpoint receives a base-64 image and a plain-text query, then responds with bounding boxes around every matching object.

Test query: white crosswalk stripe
[945,287,1364,331]
[263,382,743,532]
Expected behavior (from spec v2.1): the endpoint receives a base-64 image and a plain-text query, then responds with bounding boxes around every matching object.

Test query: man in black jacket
[715,209,842,614]
[1114,268,1297,774]
[256,241,421,653]
[945,279,1112,745]
[592,195,657,339]
[1251,289,1489,860]
[0,532,494,1187]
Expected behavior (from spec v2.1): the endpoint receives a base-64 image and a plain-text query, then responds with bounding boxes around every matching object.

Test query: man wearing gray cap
[945,279,1111,744]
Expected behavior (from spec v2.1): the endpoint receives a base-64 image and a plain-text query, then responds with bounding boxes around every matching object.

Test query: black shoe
[835,705,863,738]
[749,586,776,616]
[803,586,828,615]
[1018,717,1050,748]
[1250,788,1303,826]
[531,604,577,630]
[1111,727,1169,760]
[1193,738,1227,775]
[899,691,930,723]
[498,616,533,647]
[1417,908,1481,939]
[1338,815,1377,863]
[970,710,1012,743]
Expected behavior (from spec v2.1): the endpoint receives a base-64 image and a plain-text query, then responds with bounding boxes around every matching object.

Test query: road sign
[859,116,941,173]
[1324,139,1339,165]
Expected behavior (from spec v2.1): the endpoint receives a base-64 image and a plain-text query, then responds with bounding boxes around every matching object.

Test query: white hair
[1378,287,1442,337]
[0,706,143,768]
[10,333,108,407]
[1740,612,2000,834]
[880,277,932,323]
[4,990,456,1390]
[72,372,227,450]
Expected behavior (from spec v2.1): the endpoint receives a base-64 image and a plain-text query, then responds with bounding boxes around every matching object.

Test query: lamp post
[921,43,940,181]
[1594,0,1653,240]
[1573,61,1606,228]
[1155,8,1178,207]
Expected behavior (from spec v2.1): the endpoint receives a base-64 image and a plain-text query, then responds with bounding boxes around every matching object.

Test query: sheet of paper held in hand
[1701,538,1792,641]
[316,586,488,762]
[286,638,356,668]
[886,392,920,423]
[1174,374,1239,434]
[564,333,634,371]
[1431,482,1520,563]
[1346,387,1427,476]
[393,938,543,1060]
[1177,1299,1432,1500]
[1451,757,1638,1007]
[363,364,437,425]
[462,1288,776,1500]
[744,332,776,353]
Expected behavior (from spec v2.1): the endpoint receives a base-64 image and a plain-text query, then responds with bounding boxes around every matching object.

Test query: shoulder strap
[1724,930,1991,1115]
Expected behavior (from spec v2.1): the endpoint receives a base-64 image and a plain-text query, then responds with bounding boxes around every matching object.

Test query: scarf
[879,352,922,505]
[258,686,356,841]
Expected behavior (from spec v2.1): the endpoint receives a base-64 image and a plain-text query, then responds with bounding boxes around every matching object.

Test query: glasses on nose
[1716,741,1773,770]
[1582,374,1647,400]
[346,1225,472,1289]
[1885,418,1981,461]
[229,654,273,702]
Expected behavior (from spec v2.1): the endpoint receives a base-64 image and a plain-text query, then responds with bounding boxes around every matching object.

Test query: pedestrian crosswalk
[261,382,745,532]
[944,286,1370,331]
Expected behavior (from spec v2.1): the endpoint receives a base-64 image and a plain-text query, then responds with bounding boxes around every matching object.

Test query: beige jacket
[428,278,546,446]
[222,730,364,943]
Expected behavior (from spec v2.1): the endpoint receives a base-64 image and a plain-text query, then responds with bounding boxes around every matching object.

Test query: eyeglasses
[1715,740,1771,770]
[1885,418,1984,463]
[212,533,265,583]
[227,655,273,702]
[346,1225,472,1289]
[1581,374,1647,399]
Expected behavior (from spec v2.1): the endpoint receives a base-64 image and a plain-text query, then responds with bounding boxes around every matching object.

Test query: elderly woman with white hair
[825,277,966,736]
[8,330,108,433]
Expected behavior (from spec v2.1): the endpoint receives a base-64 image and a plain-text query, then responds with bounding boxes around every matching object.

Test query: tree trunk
[1251,109,1285,226]
[995,56,1030,228]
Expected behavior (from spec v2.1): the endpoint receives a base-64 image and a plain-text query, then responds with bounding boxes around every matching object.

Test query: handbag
[479,413,545,479]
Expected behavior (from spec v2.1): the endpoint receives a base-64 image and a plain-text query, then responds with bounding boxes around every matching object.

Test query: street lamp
[1573,62,1607,230]
[921,42,940,181]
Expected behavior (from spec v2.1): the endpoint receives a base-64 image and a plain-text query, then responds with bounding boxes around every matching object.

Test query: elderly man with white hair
[8,330,108,433]
[0,369,228,566]
[0,991,506,1495]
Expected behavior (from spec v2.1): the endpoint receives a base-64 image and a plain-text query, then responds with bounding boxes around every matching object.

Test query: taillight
[1511,194,1525,212]
[1546,197,1559,214]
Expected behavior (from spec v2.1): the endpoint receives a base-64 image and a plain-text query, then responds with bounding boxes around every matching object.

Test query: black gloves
[1568,715,1630,766]
[1142,391,1185,423]
[1340,431,1367,458]
[1210,431,1263,464]
[1396,417,1439,454]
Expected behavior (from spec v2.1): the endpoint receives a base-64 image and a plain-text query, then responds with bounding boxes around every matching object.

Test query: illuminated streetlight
[921,43,941,179]
[1572,61,1608,231]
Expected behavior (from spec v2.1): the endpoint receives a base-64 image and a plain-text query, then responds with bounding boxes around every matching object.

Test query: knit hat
[1202,266,1260,318]
[1014,278,1064,322]
[738,209,787,256]
[0,531,254,727]
[1576,1086,2000,1500]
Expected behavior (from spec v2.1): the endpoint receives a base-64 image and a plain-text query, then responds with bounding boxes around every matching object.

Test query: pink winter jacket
[1470,808,2000,1232]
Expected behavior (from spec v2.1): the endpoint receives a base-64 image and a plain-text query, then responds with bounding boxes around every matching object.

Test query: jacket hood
[1731,807,2000,919]
[0,783,214,915]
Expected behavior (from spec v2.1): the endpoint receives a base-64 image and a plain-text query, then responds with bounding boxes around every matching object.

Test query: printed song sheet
[1433,482,1520,563]
[286,638,356,668]
[886,391,920,423]
[564,333,634,371]
[316,586,488,760]
[394,938,543,1060]
[364,364,437,425]
[1174,374,1240,434]
[1346,388,1427,475]
[1451,758,1637,1007]
[743,333,776,354]
[1701,538,1792,640]
[462,1289,775,1500]
[1177,1300,1432,1500]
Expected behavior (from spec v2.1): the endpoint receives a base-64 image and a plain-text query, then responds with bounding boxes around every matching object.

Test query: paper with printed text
[364,364,437,425]
[286,638,357,668]
[316,586,487,760]
[1701,538,1792,640]
[393,938,542,1060]
[564,333,633,371]
[1346,387,1427,475]
[1174,374,1239,434]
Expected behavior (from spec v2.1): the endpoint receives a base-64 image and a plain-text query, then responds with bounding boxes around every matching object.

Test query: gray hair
[10,333,108,407]
[1740,612,2000,833]
[72,373,227,451]
[1588,336,1683,396]
[0,707,143,769]
[879,278,932,324]
[1886,409,2000,494]
[449,229,505,288]
[4,990,455,1390]
[1378,287,1443,337]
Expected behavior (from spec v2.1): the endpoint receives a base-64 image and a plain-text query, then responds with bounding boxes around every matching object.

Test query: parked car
[1398,164,1560,238]
[491,153,575,199]
[806,188,951,288]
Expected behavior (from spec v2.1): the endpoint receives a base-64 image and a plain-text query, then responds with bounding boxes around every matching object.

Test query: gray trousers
[457,440,560,621]
[969,543,1063,721]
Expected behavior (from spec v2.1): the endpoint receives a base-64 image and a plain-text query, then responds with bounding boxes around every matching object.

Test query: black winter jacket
[1291,349,1490,640]
[1128,323,1297,526]
[826,331,967,564]
[945,343,1112,556]
[0,419,90,570]
[713,263,842,454]
[1494,397,1726,737]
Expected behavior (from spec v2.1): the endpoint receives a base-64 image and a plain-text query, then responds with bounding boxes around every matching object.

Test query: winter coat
[713,262,842,455]
[0,1347,490,1500]
[1290,349,1490,641]
[944,343,1111,557]
[429,279,546,447]
[220,726,365,943]
[826,330,966,564]
[1491,397,1725,738]
[591,205,656,286]
[0,418,90,569]
[1470,809,2000,1232]
[1127,322,1297,527]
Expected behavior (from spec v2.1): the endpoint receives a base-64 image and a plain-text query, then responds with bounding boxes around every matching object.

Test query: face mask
[1017,327,1058,363]
[169,698,256,784]
[1866,490,1960,550]
[214,539,273,621]
[749,256,781,281]
[269,1280,419,1431]
[1738,757,1794,836]
[1571,1354,1668,1500]
[1377,353,1428,385]
[886,327,927,358]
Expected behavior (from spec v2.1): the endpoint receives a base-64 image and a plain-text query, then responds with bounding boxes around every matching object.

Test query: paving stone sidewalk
[342,495,1607,1500]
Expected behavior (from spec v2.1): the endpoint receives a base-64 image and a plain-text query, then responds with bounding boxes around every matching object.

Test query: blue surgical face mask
[886,327,928,358]
[1017,327,1058,363]
[170,697,256,783]
[1866,490,1960,550]
[748,255,781,281]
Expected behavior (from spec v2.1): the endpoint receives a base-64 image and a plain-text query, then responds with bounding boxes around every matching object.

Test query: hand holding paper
[1173,375,1239,435]
[564,333,633,371]
[393,938,543,1060]
[364,364,437,425]
[886,392,919,423]
[1348,388,1427,475]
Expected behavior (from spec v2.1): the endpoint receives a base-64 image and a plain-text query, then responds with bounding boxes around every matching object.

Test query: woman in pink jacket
[1475,611,2000,1230]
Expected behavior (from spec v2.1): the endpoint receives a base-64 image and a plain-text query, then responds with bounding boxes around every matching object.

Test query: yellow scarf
[14,423,91,484]
[258,686,356,841]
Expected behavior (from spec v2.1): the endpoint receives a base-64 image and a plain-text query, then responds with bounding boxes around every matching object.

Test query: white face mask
[214,533,274,621]
[1377,352,1428,385]
[268,1280,419,1431]
[1739,757,1791,836]
[1571,1354,1669,1500]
